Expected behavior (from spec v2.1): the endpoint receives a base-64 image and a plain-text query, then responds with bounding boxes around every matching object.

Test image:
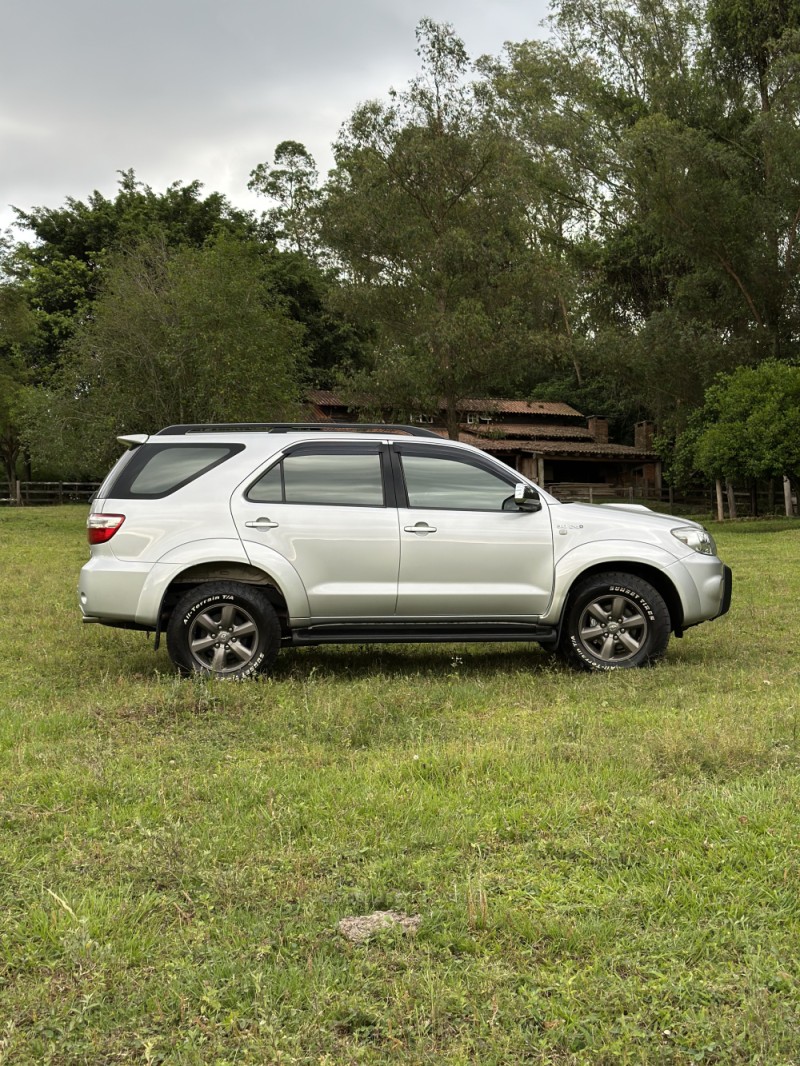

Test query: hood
[551,500,703,531]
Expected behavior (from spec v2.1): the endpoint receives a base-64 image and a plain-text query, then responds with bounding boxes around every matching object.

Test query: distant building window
[410,413,434,424]
[466,413,479,424]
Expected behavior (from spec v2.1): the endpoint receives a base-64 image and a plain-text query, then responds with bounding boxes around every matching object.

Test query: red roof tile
[454,398,583,417]
[466,422,595,441]
[307,389,345,407]
[474,439,658,459]
[307,390,584,420]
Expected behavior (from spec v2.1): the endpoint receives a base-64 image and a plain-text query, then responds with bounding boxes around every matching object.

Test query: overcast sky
[1,0,552,236]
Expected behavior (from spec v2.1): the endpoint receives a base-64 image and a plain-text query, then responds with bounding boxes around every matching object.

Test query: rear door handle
[404,522,437,535]
[244,517,279,529]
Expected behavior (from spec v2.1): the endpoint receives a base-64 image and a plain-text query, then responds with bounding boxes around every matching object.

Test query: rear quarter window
[104,443,244,499]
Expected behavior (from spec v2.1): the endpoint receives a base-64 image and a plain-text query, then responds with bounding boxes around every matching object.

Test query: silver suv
[78,423,732,676]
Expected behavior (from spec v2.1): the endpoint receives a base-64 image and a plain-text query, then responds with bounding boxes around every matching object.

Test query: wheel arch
[159,562,289,627]
[560,562,684,636]
[134,542,311,637]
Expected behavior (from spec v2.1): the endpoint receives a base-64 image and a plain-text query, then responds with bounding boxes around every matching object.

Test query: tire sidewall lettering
[183,594,234,627]
[568,632,626,670]
[607,585,655,621]
[239,651,265,677]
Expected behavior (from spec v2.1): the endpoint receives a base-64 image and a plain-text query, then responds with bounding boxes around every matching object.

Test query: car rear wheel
[559,572,671,671]
[167,582,281,678]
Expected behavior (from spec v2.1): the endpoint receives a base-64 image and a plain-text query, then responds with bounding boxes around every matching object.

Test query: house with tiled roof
[306,391,662,496]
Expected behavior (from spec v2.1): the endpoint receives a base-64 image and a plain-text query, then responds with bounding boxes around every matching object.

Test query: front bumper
[717,565,733,619]
[669,552,732,629]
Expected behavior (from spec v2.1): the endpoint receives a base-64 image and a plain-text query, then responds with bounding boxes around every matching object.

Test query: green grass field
[1,506,799,1064]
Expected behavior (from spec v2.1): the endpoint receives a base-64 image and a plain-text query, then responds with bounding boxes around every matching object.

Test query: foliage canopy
[21,237,306,475]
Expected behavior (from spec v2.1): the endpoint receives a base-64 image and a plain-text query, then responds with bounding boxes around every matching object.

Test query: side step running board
[289,623,558,647]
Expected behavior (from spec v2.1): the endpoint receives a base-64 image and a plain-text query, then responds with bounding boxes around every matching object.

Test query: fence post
[14,480,21,506]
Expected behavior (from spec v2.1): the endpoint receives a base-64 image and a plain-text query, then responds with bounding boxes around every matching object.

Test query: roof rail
[155,422,442,439]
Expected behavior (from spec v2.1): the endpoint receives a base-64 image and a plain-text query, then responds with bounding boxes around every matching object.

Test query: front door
[392,444,554,618]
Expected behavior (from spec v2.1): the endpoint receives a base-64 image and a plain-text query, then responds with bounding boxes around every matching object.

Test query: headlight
[671,526,716,555]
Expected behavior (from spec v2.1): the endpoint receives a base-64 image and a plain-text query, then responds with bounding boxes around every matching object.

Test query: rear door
[231,441,401,618]
[392,444,554,618]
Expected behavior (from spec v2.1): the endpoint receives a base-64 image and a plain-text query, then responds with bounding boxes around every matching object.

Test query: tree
[248,141,322,256]
[676,361,800,510]
[707,0,800,110]
[260,250,372,387]
[491,0,800,436]
[4,171,258,378]
[486,1,729,426]
[0,284,39,484]
[21,236,307,475]
[3,172,376,470]
[317,20,557,439]
[0,355,25,487]
[0,173,266,477]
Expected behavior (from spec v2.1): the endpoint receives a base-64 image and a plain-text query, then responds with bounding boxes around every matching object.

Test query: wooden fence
[0,479,792,516]
[1,481,101,506]
[546,483,712,511]
[548,482,796,516]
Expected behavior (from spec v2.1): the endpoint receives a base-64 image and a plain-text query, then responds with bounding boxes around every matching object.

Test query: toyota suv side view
[78,423,732,677]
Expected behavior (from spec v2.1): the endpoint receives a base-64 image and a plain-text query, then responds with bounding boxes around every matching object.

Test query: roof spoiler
[117,434,149,449]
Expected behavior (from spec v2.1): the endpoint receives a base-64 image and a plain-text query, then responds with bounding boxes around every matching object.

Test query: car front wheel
[559,572,671,671]
[166,582,281,678]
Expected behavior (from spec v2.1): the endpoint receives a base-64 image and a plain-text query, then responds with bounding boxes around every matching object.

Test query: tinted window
[401,453,514,511]
[248,462,283,503]
[249,452,385,506]
[107,444,243,498]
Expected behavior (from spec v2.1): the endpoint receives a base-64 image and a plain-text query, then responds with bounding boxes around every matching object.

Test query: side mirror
[514,482,540,512]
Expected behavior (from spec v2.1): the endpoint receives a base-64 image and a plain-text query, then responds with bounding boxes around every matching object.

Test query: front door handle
[244,517,279,529]
[404,522,437,535]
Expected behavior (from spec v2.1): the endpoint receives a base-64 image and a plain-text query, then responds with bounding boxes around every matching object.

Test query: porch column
[517,455,534,479]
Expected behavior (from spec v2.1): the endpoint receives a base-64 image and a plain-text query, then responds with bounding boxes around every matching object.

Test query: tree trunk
[1,428,21,488]
[725,480,737,520]
[715,479,725,522]
[444,392,460,440]
[784,476,795,518]
[556,291,582,386]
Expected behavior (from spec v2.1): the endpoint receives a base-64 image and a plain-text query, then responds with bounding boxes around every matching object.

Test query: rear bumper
[79,556,151,623]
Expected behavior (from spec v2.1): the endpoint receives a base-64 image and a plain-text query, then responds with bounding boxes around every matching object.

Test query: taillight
[87,513,125,544]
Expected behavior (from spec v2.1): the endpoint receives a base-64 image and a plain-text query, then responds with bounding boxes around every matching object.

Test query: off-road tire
[166,581,281,678]
[558,572,671,671]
